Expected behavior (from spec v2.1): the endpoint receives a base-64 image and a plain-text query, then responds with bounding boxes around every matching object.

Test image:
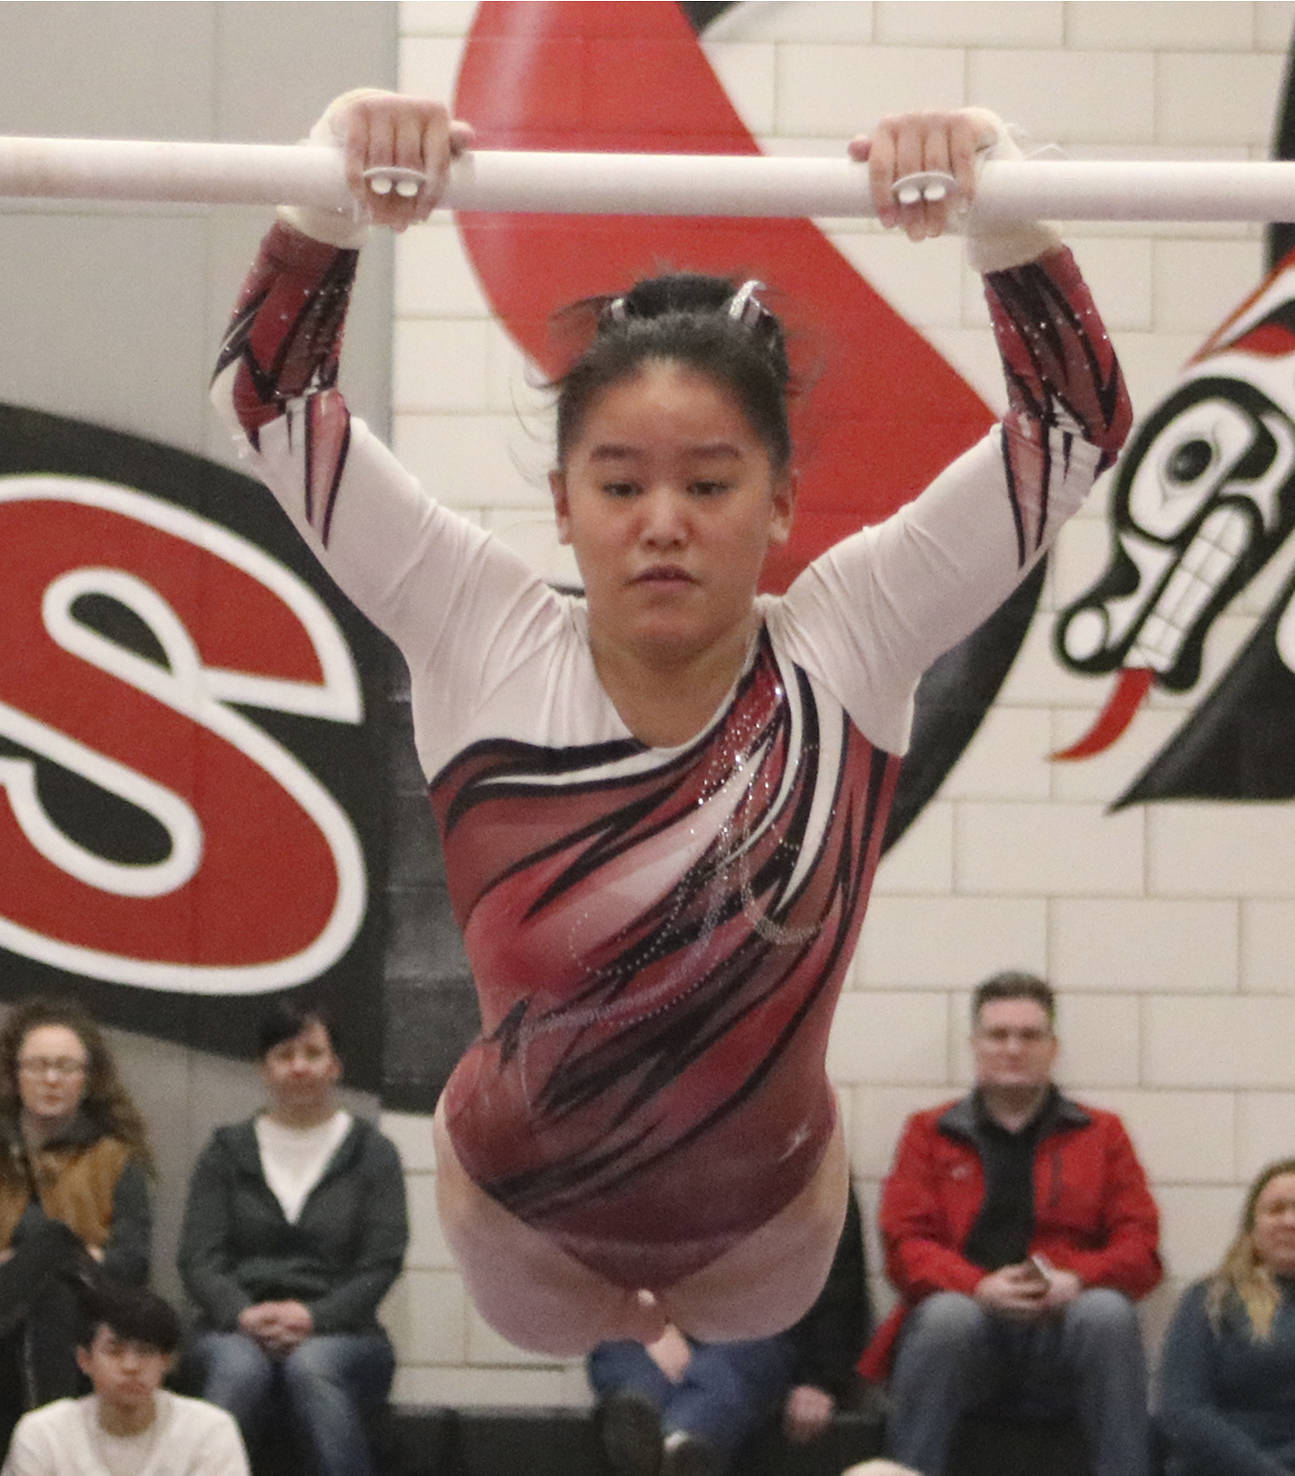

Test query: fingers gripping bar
[361,166,429,198]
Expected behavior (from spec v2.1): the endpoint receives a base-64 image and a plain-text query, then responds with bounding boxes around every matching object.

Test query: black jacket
[178,1114,408,1335]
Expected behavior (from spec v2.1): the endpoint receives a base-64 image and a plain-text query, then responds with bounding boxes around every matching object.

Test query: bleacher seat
[949,1410,1090,1476]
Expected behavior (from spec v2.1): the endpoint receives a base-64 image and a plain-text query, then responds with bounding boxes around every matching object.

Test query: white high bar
[2,135,1295,222]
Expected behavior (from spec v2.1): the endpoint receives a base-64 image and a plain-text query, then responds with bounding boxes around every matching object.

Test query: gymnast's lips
[631,565,697,586]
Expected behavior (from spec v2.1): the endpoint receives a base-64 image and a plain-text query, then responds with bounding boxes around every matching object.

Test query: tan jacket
[0,1124,142,1270]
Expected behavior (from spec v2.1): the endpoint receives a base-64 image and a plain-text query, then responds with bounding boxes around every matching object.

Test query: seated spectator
[0,998,152,1447]
[178,1003,408,1476]
[860,970,1161,1476]
[1157,1157,1295,1475]
[1,1279,249,1475]
[589,1186,870,1475]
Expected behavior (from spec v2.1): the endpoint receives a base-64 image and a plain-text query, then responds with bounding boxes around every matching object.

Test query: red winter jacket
[859,1089,1161,1382]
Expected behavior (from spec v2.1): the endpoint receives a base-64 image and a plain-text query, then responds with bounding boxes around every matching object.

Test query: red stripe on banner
[1228,322,1295,357]
[453,1,994,592]
[1052,667,1154,760]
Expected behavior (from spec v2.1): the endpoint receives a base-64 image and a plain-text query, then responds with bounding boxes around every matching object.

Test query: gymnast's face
[550,360,794,665]
[1251,1171,1295,1278]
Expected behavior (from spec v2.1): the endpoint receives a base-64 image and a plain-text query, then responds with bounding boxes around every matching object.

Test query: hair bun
[556,270,794,471]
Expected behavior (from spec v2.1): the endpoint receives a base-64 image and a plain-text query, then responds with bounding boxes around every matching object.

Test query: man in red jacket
[861,971,1161,1476]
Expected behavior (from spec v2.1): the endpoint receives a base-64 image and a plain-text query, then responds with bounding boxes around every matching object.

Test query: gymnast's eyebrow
[584,442,747,462]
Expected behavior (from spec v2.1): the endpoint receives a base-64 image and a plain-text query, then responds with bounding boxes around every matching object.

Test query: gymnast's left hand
[318,89,475,231]
[849,108,1000,242]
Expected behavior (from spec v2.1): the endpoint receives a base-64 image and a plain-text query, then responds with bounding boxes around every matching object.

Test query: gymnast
[210,89,1131,1356]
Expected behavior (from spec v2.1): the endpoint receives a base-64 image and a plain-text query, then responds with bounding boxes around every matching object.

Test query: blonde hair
[1206,1157,1295,1342]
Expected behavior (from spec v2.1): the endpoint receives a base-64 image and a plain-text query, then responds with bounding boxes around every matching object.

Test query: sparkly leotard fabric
[213,223,1129,1286]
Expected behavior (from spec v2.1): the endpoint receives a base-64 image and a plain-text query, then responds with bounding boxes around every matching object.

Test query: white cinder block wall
[376,1,1295,1408]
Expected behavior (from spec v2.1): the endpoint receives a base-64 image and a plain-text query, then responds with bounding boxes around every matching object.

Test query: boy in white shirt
[1,1281,249,1476]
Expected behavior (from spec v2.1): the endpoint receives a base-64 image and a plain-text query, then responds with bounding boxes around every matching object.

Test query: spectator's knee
[195,1333,273,1402]
[1068,1288,1137,1336]
[281,1339,333,1388]
[901,1292,987,1358]
[912,1292,983,1337]
[1064,1288,1145,1364]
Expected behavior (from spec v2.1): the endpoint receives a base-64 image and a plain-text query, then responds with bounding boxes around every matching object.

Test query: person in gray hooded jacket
[178,1004,407,1476]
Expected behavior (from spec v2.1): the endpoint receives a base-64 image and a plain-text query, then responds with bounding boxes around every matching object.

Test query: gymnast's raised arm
[779,108,1133,740]
[207,92,550,685]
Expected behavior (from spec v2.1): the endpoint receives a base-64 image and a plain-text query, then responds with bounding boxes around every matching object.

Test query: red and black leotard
[212,221,1129,1286]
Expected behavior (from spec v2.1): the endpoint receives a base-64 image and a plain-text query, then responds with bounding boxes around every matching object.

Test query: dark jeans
[1158,1426,1295,1476]
[885,1289,1150,1476]
[189,1327,395,1476]
[587,1333,798,1466]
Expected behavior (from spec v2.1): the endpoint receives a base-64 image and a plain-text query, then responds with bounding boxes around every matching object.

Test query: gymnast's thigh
[431,1098,665,1357]
[660,1111,849,1343]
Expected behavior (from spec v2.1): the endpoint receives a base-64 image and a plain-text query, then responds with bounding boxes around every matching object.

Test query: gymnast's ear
[767,468,798,547]
[550,469,572,545]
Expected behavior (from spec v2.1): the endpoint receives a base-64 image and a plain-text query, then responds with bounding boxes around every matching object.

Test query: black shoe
[660,1430,721,1476]
[598,1390,663,1476]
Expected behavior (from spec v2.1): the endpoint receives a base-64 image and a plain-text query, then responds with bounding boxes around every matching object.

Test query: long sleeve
[210,221,565,784]
[879,1117,987,1300]
[180,1121,409,1335]
[179,1402,252,1476]
[209,220,455,653]
[101,1157,151,1285]
[779,244,1132,756]
[1157,1281,1291,1476]
[0,1415,53,1476]
[214,221,358,451]
[1049,1116,1161,1299]
[177,1138,253,1331]
[190,1414,252,1476]
[985,246,1133,538]
[304,1128,408,1334]
[0,1402,105,1476]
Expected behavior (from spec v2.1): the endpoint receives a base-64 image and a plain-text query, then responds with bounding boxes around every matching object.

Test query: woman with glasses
[0,998,153,1448]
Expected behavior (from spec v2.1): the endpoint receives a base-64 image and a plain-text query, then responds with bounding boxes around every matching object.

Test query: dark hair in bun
[553,273,793,472]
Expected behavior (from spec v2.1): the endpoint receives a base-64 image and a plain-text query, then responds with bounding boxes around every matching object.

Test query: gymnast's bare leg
[660,1111,848,1342]
[433,1097,847,1356]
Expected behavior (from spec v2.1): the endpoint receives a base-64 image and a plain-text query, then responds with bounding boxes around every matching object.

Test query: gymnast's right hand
[313,89,474,231]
